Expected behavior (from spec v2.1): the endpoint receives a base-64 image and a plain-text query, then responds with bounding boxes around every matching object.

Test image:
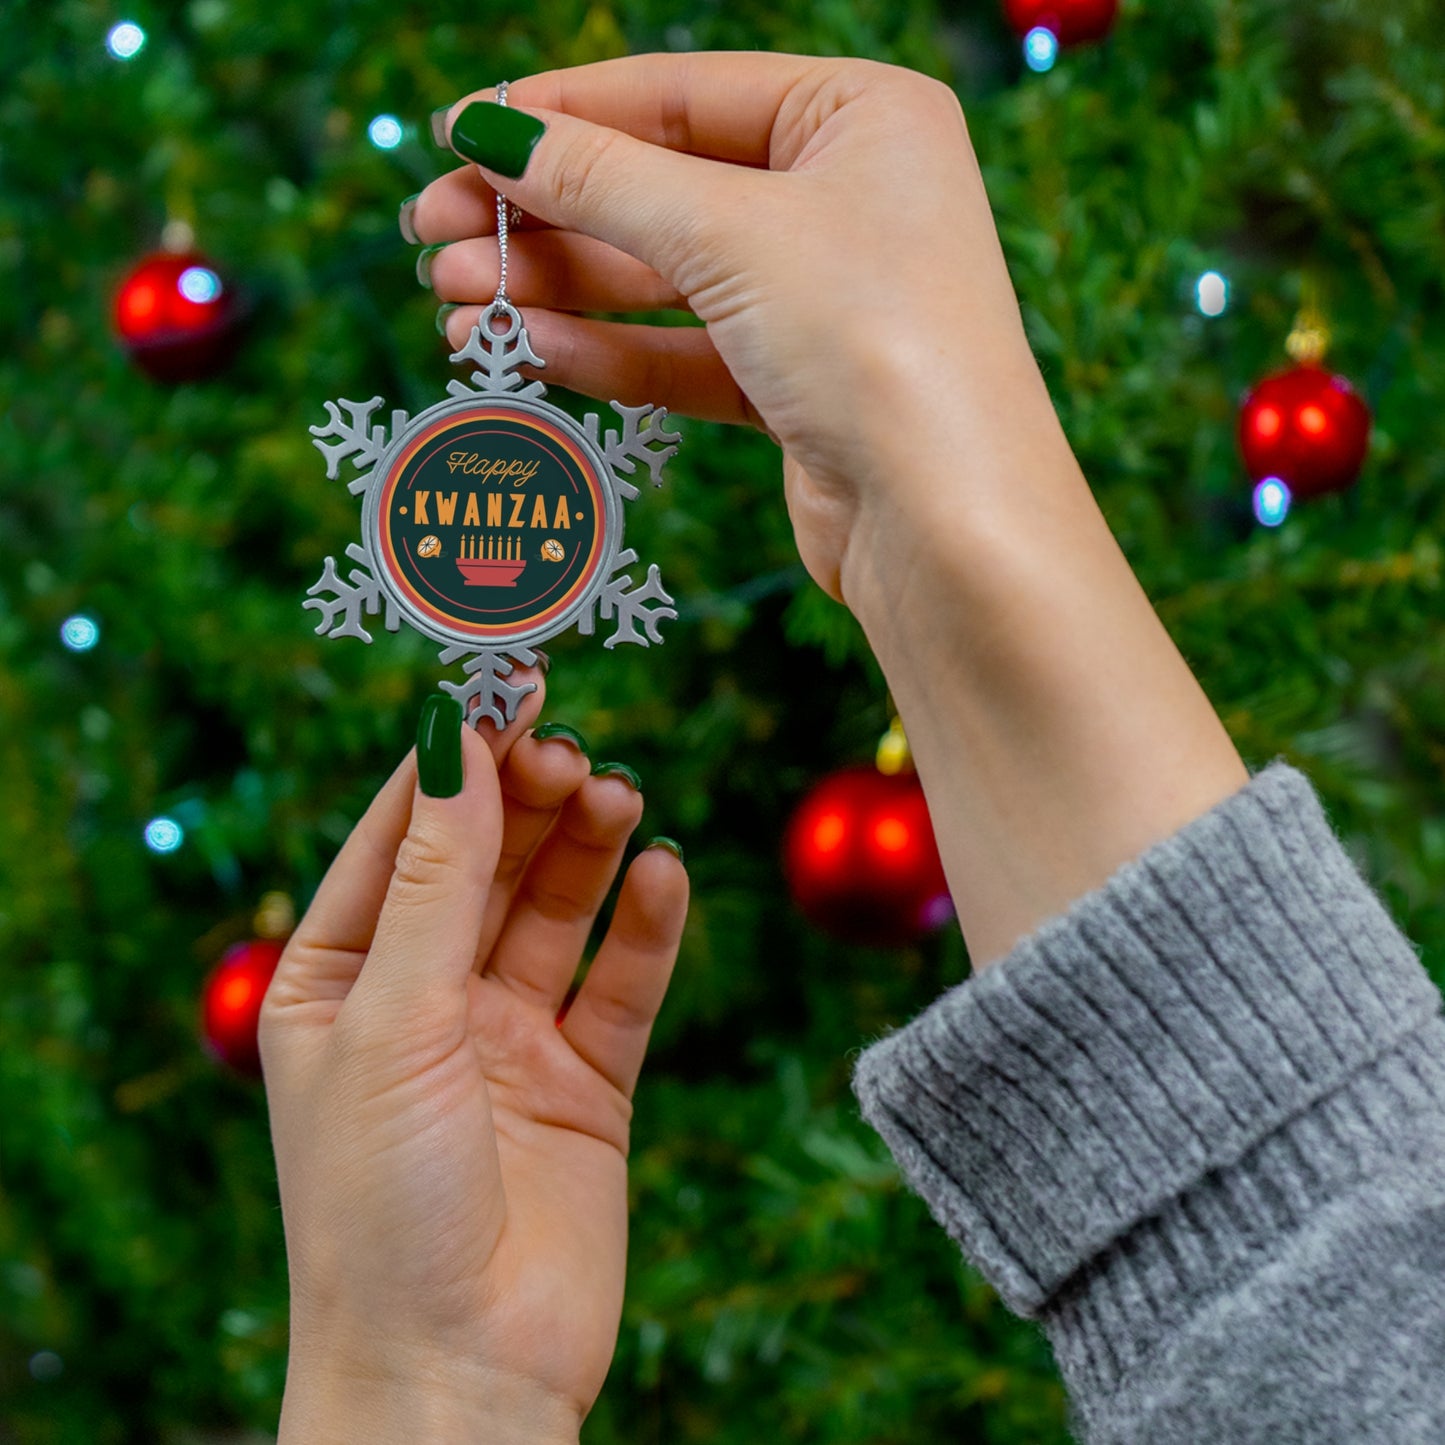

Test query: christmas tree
[3,0,1443,1441]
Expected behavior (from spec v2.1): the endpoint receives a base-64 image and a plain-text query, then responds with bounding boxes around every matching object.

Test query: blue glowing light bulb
[1253,477,1292,528]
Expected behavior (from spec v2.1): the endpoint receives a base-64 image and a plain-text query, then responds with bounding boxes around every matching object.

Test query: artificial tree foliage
[2,0,1443,1440]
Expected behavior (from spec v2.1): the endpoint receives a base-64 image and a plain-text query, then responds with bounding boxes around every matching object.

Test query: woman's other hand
[260,680,688,1443]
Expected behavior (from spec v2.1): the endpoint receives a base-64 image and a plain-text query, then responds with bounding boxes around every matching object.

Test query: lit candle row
[461,534,521,560]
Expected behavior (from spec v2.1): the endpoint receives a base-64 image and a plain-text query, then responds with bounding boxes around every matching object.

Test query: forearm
[841,355,1249,970]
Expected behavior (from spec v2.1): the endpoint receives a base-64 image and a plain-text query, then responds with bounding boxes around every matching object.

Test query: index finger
[468,51,848,168]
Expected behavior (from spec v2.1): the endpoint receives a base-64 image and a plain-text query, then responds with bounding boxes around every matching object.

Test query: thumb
[346,695,503,1030]
[441,95,758,290]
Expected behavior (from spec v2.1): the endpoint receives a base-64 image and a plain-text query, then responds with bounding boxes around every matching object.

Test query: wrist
[279,1342,582,1445]
[838,345,1084,641]
[836,387,1248,972]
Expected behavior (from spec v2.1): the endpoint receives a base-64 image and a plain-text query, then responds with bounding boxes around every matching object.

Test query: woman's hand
[259,680,688,1443]
[408,55,1247,977]
[410,53,1062,604]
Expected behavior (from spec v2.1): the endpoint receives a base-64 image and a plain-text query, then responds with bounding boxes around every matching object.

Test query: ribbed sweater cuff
[850,758,1443,1318]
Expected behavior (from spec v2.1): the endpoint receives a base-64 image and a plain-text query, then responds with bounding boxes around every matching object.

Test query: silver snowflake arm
[584,402,681,501]
[436,644,542,730]
[448,310,547,401]
[578,549,677,649]
[309,398,410,494]
[303,543,400,642]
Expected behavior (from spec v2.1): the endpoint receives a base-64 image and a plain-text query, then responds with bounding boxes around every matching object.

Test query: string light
[1253,477,1292,528]
[60,615,100,652]
[178,266,223,303]
[144,817,185,853]
[105,21,146,59]
[1024,27,1060,72]
[367,114,404,150]
[1196,270,1229,317]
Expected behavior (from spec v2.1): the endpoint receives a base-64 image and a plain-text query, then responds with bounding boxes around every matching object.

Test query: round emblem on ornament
[368,401,613,649]
[305,303,682,728]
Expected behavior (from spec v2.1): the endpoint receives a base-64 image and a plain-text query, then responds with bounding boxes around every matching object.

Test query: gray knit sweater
[850,759,1445,1442]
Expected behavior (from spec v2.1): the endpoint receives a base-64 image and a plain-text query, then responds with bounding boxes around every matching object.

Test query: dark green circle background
[385,415,600,632]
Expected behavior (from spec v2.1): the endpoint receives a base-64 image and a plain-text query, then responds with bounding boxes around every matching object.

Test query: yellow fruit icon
[417,534,442,559]
[541,538,565,562]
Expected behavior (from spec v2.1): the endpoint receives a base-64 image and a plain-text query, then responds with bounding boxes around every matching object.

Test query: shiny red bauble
[1237,362,1372,500]
[1003,0,1119,45]
[783,766,953,947]
[113,250,239,382]
[200,939,284,1076]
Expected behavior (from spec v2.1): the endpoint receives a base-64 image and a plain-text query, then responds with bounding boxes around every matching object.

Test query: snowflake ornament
[305,303,681,727]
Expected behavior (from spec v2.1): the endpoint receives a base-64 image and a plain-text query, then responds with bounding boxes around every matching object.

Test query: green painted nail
[645,836,684,865]
[417,694,464,797]
[435,302,460,337]
[449,100,546,179]
[591,760,641,791]
[398,193,422,245]
[533,722,589,755]
[416,242,448,290]
[429,105,452,148]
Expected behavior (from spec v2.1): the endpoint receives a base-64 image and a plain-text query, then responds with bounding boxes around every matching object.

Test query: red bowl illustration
[456,558,527,588]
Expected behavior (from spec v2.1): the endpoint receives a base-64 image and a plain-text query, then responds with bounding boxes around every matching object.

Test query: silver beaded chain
[491,81,523,318]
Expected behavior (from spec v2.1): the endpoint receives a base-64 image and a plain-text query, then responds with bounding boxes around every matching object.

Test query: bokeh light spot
[60,615,100,651]
[1253,477,1292,528]
[144,817,185,853]
[178,266,222,304]
[1196,270,1229,317]
[1024,27,1059,72]
[106,21,146,59]
[368,114,404,150]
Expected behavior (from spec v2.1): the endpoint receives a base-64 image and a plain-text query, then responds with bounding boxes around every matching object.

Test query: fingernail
[644,836,684,865]
[417,694,464,797]
[435,302,460,337]
[398,193,422,245]
[591,760,641,791]
[430,105,452,148]
[450,100,546,179]
[416,242,448,290]
[531,648,551,676]
[532,722,589,756]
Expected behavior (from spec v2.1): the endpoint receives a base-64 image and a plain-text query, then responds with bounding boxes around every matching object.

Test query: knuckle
[548,125,624,219]
[390,822,467,899]
[580,982,655,1038]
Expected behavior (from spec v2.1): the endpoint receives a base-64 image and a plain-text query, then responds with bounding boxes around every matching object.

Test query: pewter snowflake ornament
[304,302,681,727]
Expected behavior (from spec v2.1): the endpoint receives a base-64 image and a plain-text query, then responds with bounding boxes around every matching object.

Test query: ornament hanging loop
[482,299,523,342]
[490,81,524,322]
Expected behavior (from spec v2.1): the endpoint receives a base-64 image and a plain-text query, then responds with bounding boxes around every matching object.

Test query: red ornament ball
[200,939,284,1076]
[783,766,954,947]
[1238,362,1371,500]
[113,250,239,382]
[1003,0,1118,45]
